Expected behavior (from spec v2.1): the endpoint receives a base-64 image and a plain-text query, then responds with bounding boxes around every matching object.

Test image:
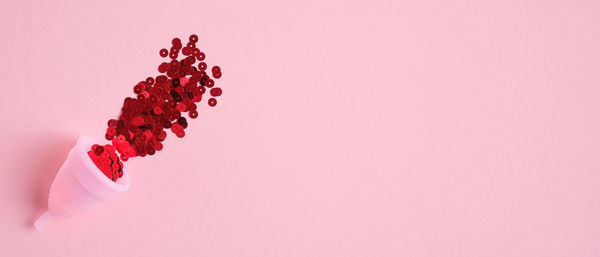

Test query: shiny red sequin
[159,48,168,57]
[88,144,124,182]
[208,98,217,107]
[89,34,223,182]
[210,88,222,97]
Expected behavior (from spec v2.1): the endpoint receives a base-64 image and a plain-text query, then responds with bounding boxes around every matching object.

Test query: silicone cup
[34,136,130,229]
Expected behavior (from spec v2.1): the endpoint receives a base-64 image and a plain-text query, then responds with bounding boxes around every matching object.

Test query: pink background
[1,0,600,256]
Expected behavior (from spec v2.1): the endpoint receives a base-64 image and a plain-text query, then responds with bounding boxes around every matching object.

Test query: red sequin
[159,48,168,57]
[134,83,145,94]
[206,79,214,88]
[131,116,144,126]
[196,52,205,61]
[176,103,186,112]
[172,38,182,48]
[88,143,123,181]
[90,34,223,182]
[108,119,118,128]
[210,87,222,97]
[107,127,117,136]
[146,77,155,86]
[208,98,217,107]
[153,106,163,115]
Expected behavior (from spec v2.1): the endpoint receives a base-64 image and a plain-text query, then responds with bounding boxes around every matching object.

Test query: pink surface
[1,0,599,256]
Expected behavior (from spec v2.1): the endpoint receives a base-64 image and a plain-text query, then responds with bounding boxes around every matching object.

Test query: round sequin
[206,79,214,88]
[90,34,223,182]
[176,103,186,112]
[108,119,118,128]
[196,52,205,61]
[198,62,207,70]
[158,63,169,73]
[177,117,188,128]
[134,83,145,94]
[172,38,182,48]
[210,87,222,97]
[146,77,155,86]
[153,106,163,115]
[159,48,168,57]
[208,98,217,107]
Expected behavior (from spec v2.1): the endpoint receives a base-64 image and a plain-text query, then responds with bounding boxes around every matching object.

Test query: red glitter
[88,34,223,182]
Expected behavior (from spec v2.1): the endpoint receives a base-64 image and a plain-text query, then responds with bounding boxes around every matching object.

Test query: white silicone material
[34,136,131,229]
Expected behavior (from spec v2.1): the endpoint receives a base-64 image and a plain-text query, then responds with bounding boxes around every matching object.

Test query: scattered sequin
[89,34,223,182]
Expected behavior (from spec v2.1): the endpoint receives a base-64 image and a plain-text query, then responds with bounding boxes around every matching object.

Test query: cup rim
[76,136,130,192]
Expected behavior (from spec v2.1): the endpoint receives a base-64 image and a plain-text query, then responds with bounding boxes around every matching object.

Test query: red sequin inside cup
[88,144,123,182]
[88,34,223,182]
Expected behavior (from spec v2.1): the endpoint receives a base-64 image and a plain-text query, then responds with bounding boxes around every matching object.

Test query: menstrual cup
[34,136,131,229]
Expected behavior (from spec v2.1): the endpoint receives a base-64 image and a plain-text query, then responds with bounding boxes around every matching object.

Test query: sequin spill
[88,34,223,182]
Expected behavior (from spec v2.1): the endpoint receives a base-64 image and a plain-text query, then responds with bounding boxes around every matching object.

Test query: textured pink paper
[1,0,600,256]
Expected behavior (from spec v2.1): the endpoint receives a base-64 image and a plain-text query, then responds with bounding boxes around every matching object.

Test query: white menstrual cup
[34,136,130,229]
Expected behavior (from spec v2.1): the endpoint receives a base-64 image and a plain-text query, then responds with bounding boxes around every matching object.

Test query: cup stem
[34,211,54,230]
